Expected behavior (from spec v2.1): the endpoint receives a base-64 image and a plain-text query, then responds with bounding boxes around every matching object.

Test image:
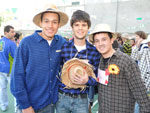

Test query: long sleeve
[10,42,31,109]
[125,60,150,113]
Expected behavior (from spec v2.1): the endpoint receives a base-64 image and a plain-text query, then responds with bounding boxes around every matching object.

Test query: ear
[58,24,61,28]
[111,38,115,44]
[39,21,42,27]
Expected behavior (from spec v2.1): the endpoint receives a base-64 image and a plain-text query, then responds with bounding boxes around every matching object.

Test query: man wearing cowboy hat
[10,4,68,113]
[56,10,100,113]
[89,24,150,113]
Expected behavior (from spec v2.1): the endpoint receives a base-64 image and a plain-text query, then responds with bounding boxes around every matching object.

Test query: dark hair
[112,40,119,50]
[14,33,20,39]
[4,25,14,33]
[70,10,91,28]
[135,31,147,39]
[41,11,60,23]
[116,33,123,45]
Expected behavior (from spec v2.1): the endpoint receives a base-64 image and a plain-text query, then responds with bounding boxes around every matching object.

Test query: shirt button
[51,69,53,72]
[50,81,52,83]
[50,58,52,61]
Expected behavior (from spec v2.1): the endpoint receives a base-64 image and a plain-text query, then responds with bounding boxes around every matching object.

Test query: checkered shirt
[59,39,100,94]
[131,44,150,92]
[98,50,150,113]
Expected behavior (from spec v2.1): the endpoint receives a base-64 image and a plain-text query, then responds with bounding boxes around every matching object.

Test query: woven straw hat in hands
[61,58,97,91]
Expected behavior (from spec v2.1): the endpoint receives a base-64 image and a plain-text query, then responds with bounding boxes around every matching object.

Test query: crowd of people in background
[0,4,150,113]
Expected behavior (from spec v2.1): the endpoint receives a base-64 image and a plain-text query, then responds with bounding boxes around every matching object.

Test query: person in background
[10,4,68,113]
[0,25,16,112]
[121,33,132,55]
[89,24,150,113]
[131,38,136,47]
[14,32,21,46]
[131,31,149,113]
[56,10,100,113]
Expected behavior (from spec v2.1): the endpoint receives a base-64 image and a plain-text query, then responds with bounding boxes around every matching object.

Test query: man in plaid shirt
[89,24,150,113]
[56,10,100,113]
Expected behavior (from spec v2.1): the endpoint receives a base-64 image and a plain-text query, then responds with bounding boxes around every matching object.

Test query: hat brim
[33,10,68,28]
[89,30,116,43]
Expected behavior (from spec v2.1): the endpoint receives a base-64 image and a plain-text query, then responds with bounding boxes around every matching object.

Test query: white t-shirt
[74,44,86,52]
[47,40,52,46]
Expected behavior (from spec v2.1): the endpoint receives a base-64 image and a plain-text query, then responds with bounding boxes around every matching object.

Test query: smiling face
[40,12,60,40]
[94,32,115,58]
[72,21,89,40]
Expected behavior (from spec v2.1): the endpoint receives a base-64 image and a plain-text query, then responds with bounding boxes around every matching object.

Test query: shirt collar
[68,39,91,50]
[33,30,59,42]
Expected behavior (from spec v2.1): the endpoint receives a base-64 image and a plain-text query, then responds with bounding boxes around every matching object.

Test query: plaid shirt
[98,50,150,113]
[131,44,150,91]
[59,39,100,94]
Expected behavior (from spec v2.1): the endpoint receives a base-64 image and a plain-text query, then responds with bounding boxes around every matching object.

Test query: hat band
[46,8,56,11]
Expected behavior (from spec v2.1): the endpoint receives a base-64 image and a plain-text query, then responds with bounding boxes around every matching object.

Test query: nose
[79,25,83,29]
[48,22,53,27]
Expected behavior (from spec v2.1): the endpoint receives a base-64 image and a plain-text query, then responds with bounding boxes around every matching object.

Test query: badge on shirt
[97,69,110,85]
[56,50,61,52]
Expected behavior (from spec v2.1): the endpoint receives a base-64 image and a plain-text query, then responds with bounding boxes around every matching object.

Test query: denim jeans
[16,104,55,113]
[134,102,139,113]
[56,92,89,113]
[0,72,9,109]
[134,91,150,113]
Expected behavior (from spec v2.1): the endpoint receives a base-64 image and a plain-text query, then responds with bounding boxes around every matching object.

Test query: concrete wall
[85,0,150,33]
[59,0,150,34]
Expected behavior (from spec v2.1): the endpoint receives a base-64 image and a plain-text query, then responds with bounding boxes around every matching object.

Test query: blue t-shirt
[0,37,16,74]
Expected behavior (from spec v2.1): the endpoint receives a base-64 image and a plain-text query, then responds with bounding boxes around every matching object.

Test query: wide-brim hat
[33,4,68,28]
[89,24,116,43]
[61,58,97,90]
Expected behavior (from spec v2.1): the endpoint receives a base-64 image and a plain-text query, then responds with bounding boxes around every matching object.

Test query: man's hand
[71,70,89,85]
[22,106,35,113]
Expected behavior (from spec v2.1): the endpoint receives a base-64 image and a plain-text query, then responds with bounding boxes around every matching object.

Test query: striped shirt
[123,40,132,55]
[59,39,100,94]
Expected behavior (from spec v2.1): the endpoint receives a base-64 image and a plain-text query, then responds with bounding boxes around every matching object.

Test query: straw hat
[89,24,116,43]
[61,58,97,90]
[33,4,68,28]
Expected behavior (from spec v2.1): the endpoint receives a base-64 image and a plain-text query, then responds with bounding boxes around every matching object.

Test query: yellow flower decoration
[108,64,120,75]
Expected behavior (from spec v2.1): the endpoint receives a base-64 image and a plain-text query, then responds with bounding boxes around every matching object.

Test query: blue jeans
[16,104,55,113]
[134,91,150,113]
[134,102,139,113]
[56,92,89,113]
[0,72,9,109]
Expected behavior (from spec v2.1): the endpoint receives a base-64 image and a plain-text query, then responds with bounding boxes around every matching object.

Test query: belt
[59,89,87,98]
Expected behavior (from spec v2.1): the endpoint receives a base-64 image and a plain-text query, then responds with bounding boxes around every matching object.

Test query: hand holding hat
[71,68,89,85]
[61,58,97,90]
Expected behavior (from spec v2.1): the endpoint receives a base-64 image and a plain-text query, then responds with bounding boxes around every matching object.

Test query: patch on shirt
[56,50,61,52]
[0,41,5,52]
[97,69,110,85]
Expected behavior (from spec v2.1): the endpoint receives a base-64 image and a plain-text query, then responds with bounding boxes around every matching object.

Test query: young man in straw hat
[56,10,100,113]
[89,24,150,113]
[10,4,68,113]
